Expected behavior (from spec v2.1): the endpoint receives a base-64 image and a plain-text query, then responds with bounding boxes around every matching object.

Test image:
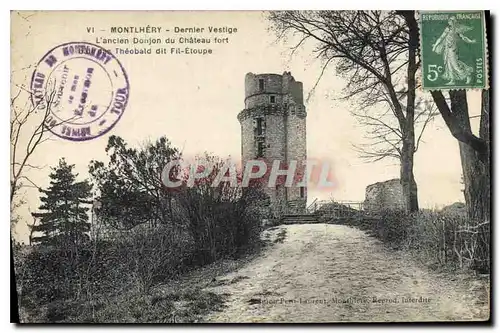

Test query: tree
[429,87,490,272]
[10,70,60,318]
[10,67,79,240]
[403,11,490,270]
[268,10,422,212]
[430,90,490,214]
[31,158,92,246]
[10,68,67,203]
[89,135,181,230]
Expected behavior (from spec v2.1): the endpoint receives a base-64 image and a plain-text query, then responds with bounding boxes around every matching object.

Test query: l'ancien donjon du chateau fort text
[87,25,238,56]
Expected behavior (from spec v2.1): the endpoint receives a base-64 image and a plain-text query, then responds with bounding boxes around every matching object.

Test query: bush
[339,209,409,248]
[17,244,96,311]
[175,186,265,265]
[15,184,265,322]
[405,211,490,272]
[342,208,490,272]
[374,209,410,247]
[115,225,196,293]
[15,147,268,322]
[15,224,199,322]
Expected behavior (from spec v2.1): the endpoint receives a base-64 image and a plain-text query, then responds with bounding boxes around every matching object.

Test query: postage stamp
[419,11,488,90]
[30,42,129,141]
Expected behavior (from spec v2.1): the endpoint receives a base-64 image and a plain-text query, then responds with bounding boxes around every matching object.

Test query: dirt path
[204,224,489,323]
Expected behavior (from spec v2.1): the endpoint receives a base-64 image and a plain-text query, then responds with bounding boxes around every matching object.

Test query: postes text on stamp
[419,11,487,90]
[31,42,130,141]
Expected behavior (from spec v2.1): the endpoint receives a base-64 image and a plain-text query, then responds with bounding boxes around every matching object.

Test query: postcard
[10,10,491,323]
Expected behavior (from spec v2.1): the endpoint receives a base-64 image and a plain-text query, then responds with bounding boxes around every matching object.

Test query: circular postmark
[30,42,129,141]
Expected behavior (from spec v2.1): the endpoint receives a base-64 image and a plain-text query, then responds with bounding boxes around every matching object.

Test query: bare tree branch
[268,10,425,211]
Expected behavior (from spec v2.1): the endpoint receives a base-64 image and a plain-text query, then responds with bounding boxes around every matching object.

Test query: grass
[261,226,288,244]
[19,226,292,323]
[32,235,280,323]
[210,275,250,287]
[274,229,287,243]
[324,209,491,320]
[39,274,232,323]
[54,288,228,323]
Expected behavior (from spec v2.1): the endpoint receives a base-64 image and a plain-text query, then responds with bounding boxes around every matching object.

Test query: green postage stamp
[419,11,488,90]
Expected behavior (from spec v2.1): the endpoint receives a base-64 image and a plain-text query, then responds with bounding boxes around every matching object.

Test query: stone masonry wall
[238,72,307,216]
[364,178,405,211]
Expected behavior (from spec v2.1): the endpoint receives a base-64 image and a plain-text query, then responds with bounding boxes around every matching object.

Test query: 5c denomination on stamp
[419,11,488,91]
[31,42,130,141]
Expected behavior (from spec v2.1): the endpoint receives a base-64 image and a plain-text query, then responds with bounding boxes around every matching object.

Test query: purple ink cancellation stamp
[31,42,130,141]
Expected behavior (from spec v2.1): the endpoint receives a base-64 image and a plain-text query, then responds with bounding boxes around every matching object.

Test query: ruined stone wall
[364,178,405,211]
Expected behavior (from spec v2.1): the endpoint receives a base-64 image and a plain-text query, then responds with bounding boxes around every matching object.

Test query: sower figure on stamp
[431,16,476,85]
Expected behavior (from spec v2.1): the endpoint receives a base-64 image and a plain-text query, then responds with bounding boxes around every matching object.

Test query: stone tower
[237,72,307,216]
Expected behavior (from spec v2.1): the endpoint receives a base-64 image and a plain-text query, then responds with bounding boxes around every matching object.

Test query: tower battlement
[243,72,304,109]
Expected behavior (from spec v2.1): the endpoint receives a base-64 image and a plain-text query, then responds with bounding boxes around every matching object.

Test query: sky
[10,11,482,243]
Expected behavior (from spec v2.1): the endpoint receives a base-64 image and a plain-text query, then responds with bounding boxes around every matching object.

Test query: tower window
[270,95,276,104]
[256,117,263,135]
[257,141,264,158]
[300,187,305,198]
[258,79,265,91]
